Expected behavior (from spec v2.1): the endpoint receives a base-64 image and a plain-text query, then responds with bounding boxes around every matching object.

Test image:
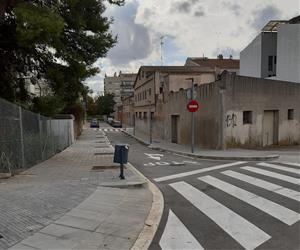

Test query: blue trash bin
[113,144,129,179]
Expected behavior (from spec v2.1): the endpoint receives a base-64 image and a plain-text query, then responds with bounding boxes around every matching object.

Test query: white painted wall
[276,24,300,83]
[225,110,263,146]
[240,34,262,78]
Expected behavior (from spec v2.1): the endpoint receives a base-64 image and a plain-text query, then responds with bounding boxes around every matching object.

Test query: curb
[122,130,150,146]
[149,146,280,161]
[127,163,164,250]
[99,163,148,189]
[122,131,280,161]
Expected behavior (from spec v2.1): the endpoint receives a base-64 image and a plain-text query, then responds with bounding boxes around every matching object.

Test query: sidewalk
[124,129,300,163]
[0,129,152,250]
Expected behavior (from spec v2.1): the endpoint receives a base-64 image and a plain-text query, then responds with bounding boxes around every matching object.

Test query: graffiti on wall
[226,113,237,128]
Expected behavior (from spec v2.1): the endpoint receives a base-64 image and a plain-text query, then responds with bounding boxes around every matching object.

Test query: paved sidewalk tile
[1,128,152,250]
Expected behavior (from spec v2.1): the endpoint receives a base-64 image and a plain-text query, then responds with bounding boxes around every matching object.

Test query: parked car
[107,117,113,125]
[90,119,99,128]
[111,120,122,128]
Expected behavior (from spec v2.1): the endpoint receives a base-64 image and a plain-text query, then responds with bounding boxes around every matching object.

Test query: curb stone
[127,163,164,250]
[122,130,280,161]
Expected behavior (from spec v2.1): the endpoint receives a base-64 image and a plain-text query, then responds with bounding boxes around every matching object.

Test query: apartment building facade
[240,15,300,83]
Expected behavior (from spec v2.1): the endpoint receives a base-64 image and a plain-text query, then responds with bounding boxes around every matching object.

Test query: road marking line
[257,162,300,175]
[242,167,300,185]
[159,209,204,250]
[199,176,300,225]
[154,161,246,182]
[222,170,300,202]
[170,181,271,250]
[281,162,300,168]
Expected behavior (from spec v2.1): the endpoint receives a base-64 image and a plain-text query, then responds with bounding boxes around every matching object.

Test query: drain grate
[94,152,114,155]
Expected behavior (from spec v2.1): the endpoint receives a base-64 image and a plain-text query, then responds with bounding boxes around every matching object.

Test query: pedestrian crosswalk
[98,128,134,133]
[159,162,300,250]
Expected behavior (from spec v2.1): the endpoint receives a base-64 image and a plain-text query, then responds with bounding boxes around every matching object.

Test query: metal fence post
[38,114,43,160]
[19,107,25,168]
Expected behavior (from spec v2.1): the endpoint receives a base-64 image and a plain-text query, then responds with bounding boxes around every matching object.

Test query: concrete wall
[276,24,300,83]
[135,72,300,149]
[224,74,300,147]
[240,34,262,77]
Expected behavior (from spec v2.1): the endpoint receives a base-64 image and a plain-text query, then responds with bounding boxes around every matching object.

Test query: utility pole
[148,100,152,144]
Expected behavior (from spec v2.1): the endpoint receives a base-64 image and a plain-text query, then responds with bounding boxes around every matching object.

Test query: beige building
[133,66,219,137]
[135,71,300,149]
[104,72,136,117]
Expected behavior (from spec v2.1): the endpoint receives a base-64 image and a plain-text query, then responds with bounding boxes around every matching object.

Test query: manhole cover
[94,152,114,155]
[91,165,126,170]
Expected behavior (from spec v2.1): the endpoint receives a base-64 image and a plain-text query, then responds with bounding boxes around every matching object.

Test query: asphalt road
[103,128,300,250]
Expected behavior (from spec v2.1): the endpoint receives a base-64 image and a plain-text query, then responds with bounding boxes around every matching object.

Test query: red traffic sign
[187,100,199,112]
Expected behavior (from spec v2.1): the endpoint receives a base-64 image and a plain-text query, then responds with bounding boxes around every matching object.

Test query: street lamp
[148,100,152,144]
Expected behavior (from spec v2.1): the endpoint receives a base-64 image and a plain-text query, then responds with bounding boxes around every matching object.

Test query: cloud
[85,0,297,93]
[171,0,205,17]
[106,1,152,66]
[222,1,241,16]
[249,5,282,30]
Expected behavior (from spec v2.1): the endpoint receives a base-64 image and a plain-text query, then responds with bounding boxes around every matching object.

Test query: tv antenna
[160,36,165,65]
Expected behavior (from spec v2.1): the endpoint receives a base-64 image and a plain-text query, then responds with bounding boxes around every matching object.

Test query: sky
[85,0,300,95]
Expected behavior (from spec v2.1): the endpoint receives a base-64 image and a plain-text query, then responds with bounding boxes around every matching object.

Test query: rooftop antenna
[160,36,165,66]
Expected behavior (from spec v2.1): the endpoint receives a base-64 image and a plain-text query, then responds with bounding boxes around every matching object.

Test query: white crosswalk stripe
[242,166,300,185]
[170,181,271,250]
[99,128,124,132]
[154,161,246,182]
[222,170,300,202]
[159,209,205,250]
[280,162,300,168]
[198,175,300,225]
[257,162,300,175]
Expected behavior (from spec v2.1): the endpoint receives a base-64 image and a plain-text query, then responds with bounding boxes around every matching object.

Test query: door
[263,110,279,146]
[171,115,179,143]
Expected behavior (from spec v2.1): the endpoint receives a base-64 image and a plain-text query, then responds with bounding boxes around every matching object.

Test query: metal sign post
[191,79,195,153]
[186,78,199,154]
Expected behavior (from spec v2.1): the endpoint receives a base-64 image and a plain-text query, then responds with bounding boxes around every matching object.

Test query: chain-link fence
[0,98,74,174]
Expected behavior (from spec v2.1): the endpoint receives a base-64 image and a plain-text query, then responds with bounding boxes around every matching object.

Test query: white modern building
[240,15,300,83]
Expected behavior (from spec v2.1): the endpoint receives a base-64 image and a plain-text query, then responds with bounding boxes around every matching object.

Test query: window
[274,56,277,65]
[135,112,138,118]
[148,88,151,96]
[145,90,147,99]
[151,112,154,119]
[243,111,252,124]
[139,112,142,119]
[268,56,273,71]
[288,109,294,120]
[144,112,147,119]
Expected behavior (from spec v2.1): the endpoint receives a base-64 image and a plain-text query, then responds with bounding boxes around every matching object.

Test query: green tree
[97,94,115,116]
[86,95,98,116]
[0,0,123,107]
